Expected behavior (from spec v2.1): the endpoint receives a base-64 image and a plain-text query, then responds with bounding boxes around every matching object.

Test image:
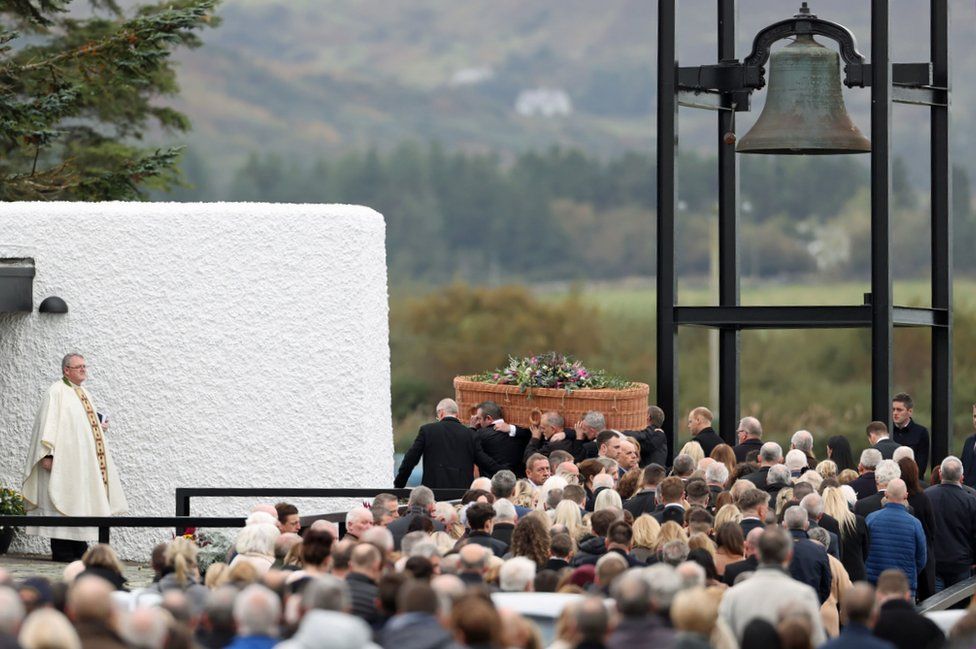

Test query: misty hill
[163,0,976,192]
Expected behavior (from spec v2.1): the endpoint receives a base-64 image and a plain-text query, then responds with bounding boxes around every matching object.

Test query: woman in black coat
[900,457,937,600]
[822,485,869,581]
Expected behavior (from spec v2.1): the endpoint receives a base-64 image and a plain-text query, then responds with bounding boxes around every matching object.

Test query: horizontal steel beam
[0,516,246,527]
[674,305,947,329]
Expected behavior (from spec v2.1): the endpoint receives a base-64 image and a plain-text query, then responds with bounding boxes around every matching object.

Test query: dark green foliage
[0,0,219,200]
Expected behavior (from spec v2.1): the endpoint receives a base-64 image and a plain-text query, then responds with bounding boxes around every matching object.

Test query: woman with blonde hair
[149,537,209,605]
[653,521,687,553]
[816,459,838,481]
[679,441,705,465]
[837,468,859,485]
[713,504,742,530]
[552,499,585,543]
[822,485,868,581]
[593,488,622,512]
[688,532,717,559]
[19,609,80,649]
[631,515,660,564]
[512,479,537,509]
[775,487,795,520]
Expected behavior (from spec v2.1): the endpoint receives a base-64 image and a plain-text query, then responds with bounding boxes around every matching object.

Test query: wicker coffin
[453,376,649,430]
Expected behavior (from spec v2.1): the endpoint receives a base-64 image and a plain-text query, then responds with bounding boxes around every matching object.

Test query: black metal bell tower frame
[656,1,952,468]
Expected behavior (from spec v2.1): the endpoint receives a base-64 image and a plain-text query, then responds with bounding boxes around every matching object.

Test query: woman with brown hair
[79,543,128,590]
[451,593,502,649]
[713,522,745,578]
[616,467,642,501]
[509,513,551,569]
[710,444,737,485]
[899,456,937,599]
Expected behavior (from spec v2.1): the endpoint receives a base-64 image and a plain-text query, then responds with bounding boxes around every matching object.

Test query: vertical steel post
[657,0,679,464]
[717,0,740,446]
[930,0,952,466]
[870,0,893,425]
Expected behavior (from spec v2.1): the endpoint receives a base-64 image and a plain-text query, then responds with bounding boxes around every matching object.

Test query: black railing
[918,576,976,612]
[0,515,245,544]
[0,487,468,546]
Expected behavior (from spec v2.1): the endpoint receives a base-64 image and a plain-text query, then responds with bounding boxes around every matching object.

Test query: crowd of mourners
[5,395,976,649]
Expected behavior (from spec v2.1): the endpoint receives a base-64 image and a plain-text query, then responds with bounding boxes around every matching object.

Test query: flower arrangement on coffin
[0,487,26,554]
[176,528,237,574]
[472,351,633,393]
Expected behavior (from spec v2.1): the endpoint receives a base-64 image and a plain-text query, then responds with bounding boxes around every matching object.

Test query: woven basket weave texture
[453,376,649,430]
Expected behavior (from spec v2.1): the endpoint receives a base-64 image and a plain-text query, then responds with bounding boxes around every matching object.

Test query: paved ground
[0,553,155,588]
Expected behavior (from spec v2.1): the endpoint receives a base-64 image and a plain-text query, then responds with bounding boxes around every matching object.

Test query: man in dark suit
[733,416,764,463]
[784,506,832,604]
[459,502,508,557]
[891,393,931,477]
[738,488,769,538]
[624,464,666,517]
[850,448,883,500]
[545,533,573,571]
[962,405,976,488]
[868,421,901,460]
[854,459,901,517]
[491,499,517,548]
[395,398,503,489]
[873,569,945,649]
[822,583,897,649]
[471,400,532,478]
[651,477,686,526]
[386,486,445,550]
[687,406,723,456]
[743,442,783,489]
[623,405,670,468]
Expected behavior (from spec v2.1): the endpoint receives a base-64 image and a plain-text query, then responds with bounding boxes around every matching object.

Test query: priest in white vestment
[22,353,127,561]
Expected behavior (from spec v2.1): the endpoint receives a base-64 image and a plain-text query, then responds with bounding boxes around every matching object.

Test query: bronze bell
[737,34,870,154]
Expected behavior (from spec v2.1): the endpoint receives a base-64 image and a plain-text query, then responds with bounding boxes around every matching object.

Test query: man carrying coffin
[22,353,127,561]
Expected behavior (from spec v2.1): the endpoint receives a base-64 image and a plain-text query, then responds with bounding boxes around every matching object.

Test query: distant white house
[515,88,572,117]
[450,66,494,86]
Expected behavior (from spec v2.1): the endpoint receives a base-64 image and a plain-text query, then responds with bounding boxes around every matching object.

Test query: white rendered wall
[0,202,393,560]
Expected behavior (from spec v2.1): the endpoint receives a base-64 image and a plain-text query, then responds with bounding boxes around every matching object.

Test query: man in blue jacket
[865,479,927,596]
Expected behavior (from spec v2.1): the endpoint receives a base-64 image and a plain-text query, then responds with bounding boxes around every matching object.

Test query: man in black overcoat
[395,398,502,489]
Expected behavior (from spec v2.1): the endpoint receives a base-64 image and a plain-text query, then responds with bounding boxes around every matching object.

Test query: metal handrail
[0,515,245,544]
[918,576,976,612]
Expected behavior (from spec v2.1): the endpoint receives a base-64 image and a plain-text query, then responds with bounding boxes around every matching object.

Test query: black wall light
[38,296,68,314]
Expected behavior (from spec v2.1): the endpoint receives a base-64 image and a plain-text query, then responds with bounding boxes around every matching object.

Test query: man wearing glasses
[22,353,128,561]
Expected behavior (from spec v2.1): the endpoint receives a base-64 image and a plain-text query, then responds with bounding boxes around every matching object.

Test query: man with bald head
[68,575,126,649]
[395,398,503,489]
[723,527,764,585]
[733,417,763,463]
[865,478,927,596]
[687,407,722,456]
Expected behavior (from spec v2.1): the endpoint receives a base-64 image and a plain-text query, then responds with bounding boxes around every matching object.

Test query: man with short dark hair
[379,581,462,649]
[275,502,300,533]
[573,508,623,566]
[733,417,764,464]
[624,464,665,517]
[622,405,669,468]
[471,400,532,478]
[924,455,976,591]
[651,477,686,526]
[686,407,722,456]
[872,569,944,649]
[346,544,382,626]
[461,502,508,557]
[596,430,623,461]
[525,453,551,487]
[821,583,894,649]
[603,521,643,567]
[546,533,574,571]
[737,488,769,537]
[868,421,900,460]
[891,393,930,476]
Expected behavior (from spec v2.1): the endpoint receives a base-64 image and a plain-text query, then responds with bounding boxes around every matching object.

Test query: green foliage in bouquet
[473,351,632,393]
[0,488,26,516]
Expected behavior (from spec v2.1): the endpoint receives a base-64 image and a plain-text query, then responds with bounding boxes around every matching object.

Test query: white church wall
[0,202,393,560]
